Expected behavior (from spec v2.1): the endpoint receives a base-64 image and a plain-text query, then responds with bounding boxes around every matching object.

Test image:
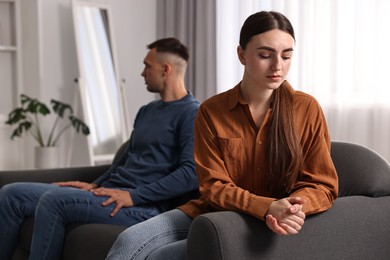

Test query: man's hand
[53,181,97,191]
[92,188,134,217]
[265,197,305,235]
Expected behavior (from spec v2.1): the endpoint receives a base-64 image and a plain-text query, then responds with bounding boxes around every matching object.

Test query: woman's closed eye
[258,52,293,60]
[282,51,293,60]
[259,53,271,59]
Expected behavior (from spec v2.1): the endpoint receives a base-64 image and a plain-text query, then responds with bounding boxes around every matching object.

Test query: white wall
[0,115,21,170]
[14,0,157,169]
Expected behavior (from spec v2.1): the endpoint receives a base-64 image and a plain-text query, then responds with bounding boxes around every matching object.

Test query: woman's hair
[239,11,295,49]
[240,11,302,197]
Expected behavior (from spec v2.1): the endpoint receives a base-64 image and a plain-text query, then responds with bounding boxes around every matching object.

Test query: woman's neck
[240,81,274,107]
[240,82,274,128]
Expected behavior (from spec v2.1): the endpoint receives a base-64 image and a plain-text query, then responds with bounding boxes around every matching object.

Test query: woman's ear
[237,45,246,65]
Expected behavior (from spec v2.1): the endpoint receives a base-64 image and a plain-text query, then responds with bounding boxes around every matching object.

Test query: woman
[106,11,338,260]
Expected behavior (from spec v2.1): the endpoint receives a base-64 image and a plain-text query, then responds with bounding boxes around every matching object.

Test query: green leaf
[22,94,50,116]
[69,115,90,135]
[20,94,32,105]
[5,108,26,125]
[10,121,32,139]
[51,99,73,118]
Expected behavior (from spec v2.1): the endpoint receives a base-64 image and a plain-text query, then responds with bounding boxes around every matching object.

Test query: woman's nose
[271,57,282,71]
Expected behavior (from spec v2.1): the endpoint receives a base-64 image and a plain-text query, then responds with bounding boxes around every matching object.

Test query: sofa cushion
[62,223,127,260]
[17,217,126,260]
[18,218,35,252]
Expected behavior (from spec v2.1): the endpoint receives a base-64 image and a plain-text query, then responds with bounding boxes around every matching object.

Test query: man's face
[141,48,164,93]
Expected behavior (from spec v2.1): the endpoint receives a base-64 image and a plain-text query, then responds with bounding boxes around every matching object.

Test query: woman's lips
[267,75,281,81]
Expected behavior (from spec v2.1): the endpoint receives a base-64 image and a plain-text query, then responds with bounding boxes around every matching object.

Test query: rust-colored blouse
[179,81,338,220]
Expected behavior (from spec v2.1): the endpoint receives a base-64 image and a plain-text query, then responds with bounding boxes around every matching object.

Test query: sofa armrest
[187,196,390,260]
[0,165,110,188]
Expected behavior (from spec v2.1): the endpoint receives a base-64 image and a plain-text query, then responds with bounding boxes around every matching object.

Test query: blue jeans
[0,182,161,260]
[106,209,192,260]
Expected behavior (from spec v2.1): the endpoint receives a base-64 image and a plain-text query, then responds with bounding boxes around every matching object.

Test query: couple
[0,11,338,260]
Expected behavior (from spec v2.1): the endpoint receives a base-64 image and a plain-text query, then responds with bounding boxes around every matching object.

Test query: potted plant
[5,94,90,168]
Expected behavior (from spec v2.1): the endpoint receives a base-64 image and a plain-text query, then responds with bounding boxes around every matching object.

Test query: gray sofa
[186,141,390,260]
[1,141,390,259]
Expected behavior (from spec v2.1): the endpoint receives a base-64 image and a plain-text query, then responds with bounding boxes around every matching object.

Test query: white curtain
[216,0,390,162]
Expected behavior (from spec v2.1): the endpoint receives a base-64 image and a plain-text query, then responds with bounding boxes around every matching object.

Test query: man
[0,37,200,260]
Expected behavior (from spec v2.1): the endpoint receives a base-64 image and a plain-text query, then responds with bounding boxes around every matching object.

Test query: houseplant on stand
[5,94,90,169]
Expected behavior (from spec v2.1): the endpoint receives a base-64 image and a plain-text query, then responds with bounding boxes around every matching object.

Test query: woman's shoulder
[281,81,322,111]
[201,85,239,110]
[294,90,318,104]
[292,89,327,128]
[291,88,323,112]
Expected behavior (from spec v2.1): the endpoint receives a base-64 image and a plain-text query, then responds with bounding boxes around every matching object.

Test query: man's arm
[92,132,133,186]
[53,135,132,190]
[130,106,199,205]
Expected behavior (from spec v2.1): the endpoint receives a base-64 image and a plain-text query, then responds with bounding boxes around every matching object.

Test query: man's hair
[147,38,189,62]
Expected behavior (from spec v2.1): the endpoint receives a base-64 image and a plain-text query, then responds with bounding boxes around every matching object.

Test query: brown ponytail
[265,83,303,197]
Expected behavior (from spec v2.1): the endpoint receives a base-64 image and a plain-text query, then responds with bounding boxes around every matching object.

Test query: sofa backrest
[331,141,390,197]
[112,140,130,163]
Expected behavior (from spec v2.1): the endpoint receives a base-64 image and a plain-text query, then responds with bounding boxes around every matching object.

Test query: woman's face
[238,29,294,90]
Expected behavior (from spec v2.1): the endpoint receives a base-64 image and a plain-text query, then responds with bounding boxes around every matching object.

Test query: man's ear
[237,45,246,65]
[162,64,171,76]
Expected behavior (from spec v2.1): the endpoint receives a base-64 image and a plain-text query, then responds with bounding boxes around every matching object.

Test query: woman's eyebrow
[257,46,294,52]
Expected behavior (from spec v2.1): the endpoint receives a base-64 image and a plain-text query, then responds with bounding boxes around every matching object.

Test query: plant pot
[35,146,60,169]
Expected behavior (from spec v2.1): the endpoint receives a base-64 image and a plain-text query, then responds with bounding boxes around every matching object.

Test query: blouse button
[258,140,262,145]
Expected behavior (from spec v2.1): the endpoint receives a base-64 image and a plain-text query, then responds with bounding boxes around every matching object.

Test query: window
[216,0,390,161]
